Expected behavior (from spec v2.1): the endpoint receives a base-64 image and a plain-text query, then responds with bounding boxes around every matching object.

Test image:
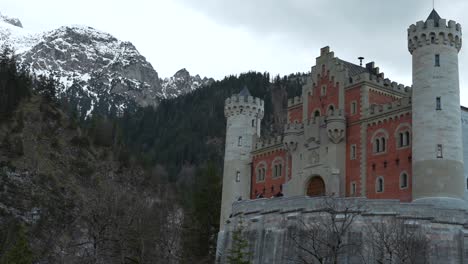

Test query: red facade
[251,149,289,199]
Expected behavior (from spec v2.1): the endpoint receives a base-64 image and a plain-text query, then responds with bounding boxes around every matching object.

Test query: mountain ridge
[0,13,213,117]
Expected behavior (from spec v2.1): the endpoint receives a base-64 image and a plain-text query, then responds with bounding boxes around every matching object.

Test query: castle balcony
[283,123,304,152]
[326,109,346,144]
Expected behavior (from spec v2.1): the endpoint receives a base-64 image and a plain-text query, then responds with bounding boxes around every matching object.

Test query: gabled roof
[338,59,370,77]
[426,9,442,23]
[239,86,251,97]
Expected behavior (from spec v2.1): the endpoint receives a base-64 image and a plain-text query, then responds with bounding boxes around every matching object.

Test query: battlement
[225,95,265,118]
[354,71,411,95]
[284,122,304,134]
[287,96,303,108]
[254,135,283,151]
[368,97,412,116]
[326,108,345,118]
[408,18,462,54]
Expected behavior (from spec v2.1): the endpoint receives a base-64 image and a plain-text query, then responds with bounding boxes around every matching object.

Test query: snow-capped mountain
[161,68,214,98]
[0,13,212,117]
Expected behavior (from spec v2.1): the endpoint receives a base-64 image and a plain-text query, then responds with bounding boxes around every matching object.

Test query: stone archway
[307,176,326,197]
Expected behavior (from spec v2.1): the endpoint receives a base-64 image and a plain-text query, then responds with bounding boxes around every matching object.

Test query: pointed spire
[426,9,442,23]
[239,86,251,97]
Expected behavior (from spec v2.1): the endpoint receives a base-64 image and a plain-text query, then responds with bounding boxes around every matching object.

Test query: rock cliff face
[0,13,212,117]
[161,68,214,98]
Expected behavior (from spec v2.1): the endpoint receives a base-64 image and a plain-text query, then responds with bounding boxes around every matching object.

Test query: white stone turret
[408,10,466,208]
[220,87,264,229]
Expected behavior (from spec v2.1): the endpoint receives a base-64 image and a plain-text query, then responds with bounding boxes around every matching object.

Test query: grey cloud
[175,0,467,88]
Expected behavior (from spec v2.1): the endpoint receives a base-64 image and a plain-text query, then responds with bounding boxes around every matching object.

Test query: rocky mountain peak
[161,68,214,98]
[0,12,23,28]
[0,12,214,117]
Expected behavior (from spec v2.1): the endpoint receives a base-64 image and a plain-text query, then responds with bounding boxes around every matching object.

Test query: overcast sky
[2,0,468,105]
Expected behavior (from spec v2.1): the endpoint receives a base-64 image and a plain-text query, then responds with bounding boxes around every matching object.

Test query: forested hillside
[0,46,307,263]
[117,72,305,180]
[0,50,221,264]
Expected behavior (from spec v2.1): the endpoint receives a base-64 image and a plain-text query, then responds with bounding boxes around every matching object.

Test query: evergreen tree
[3,225,33,264]
[35,75,57,102]
[181,162,222,263]
[227,218,252,264]
[0,48,31,121]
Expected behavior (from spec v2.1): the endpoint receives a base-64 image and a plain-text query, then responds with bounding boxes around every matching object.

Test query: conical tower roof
[239,86,251,97]
[426,9,442,23]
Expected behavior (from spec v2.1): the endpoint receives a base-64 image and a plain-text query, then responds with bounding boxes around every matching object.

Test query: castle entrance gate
[306,176,325,196]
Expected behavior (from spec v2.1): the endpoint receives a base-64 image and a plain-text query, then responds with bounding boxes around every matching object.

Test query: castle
[218,9,468,263]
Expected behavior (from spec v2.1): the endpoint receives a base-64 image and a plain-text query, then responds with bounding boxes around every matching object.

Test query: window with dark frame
[376,177,384,193]
[236,171,240,182]
[436,97,442,110]
[435,54,440,67]
[437,144,443,158]
[400,173,408,189]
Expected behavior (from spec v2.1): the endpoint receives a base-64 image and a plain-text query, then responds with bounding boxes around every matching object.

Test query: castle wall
[368,89,399,105]
[251,148,288,198]
[217,197,468,264]
[345,85,364,197]
[346,123,362,196]
[307,67,339,119]
[287,105,303,124]
[462,107,468,199]
[365,112,412,201]
[345,85,362,123]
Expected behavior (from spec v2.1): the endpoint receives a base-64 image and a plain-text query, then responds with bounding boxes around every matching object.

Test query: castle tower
[408,10,465,207]
[220,87,264,228]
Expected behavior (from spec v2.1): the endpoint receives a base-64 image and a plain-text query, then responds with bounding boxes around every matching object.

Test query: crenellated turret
[326,109,346,144]
[409,10,466,209]
[408,11,462,54]
[220,87,265,229]
[283,123,304,152]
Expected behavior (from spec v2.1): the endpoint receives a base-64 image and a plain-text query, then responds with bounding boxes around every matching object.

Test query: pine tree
[227,218,252,264]
[3,224,33,264]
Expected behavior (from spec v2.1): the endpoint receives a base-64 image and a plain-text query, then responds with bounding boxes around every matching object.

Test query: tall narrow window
[278,164,282,177]
[328,105,335,115]
[437,144,443,158]
[252,119,255,127]
[350,145,357,160]
[405,131,410,146]
[321,86,327,96]
[236,171,240,182]
[381,138,386,152]
[436,97,442,110]
[435,54,440,67]
[351,101,357,115]
[400,173,408,189]
[238,136,243,146]
[376,177,384,193]
[375,139,380,153]
[351,182,357,196]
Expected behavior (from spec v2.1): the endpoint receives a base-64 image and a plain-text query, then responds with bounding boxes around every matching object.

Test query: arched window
[375,139,380,153]
[236,171,240,182]
[400,172,408,189]
[255,162,267,182]
[272,157,284,178]
[395,123,411,148]
[381,137,386,152]
[372,129,389,154]
[376,177,384,193]
[328,105,335,115]
[238,136,242,146]
[314,110,320,118]
[252,119,255,127]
